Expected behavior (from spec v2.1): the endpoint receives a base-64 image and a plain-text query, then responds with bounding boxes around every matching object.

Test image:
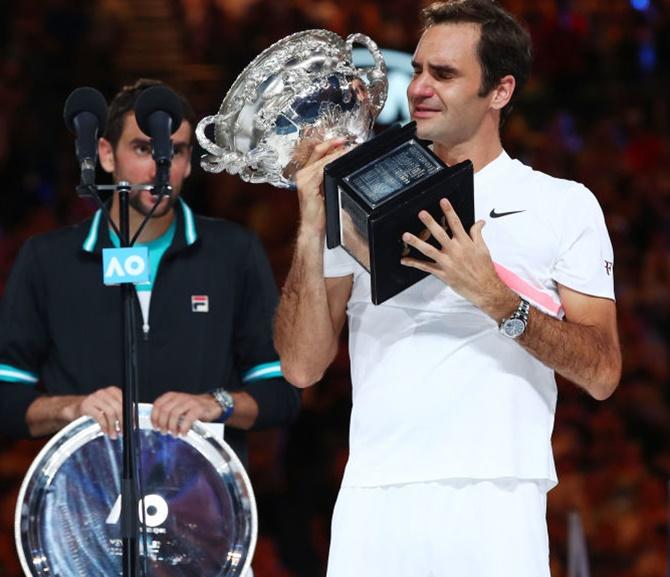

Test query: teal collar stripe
[0,364,38,384]
[82,209,103,252]
[82,200,198,253]
[242,361,283,383]
[180,198,197,245]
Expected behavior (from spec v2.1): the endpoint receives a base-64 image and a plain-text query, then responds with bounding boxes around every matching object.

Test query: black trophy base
[324,122,474,304]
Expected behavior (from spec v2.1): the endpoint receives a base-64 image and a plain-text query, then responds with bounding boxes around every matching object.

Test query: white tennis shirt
[324,151,615,489]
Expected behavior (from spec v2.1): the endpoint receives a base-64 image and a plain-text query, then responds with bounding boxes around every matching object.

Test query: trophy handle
[196,115,247,174]
[346,33,388,117]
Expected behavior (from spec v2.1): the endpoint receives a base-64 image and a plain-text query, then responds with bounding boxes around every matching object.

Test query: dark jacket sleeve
[232,233,301,430]
[0,239,48,438]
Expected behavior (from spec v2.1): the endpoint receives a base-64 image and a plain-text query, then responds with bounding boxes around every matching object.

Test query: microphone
[134,85,183,194]
[63,87,108,190]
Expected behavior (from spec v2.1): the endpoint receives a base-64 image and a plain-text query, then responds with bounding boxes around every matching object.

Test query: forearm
[479,286,621,399]
[226,391,259,430]
[25,395,83,437]
[274,229,339,388]
[518,308,621,399]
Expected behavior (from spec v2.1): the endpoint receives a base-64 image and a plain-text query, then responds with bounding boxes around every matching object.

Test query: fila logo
[192,295,209,312]
[604,260,613,276]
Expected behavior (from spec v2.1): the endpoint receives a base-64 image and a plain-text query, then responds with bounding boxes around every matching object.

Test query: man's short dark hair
[103,78,196,148]
[421,0,532,124]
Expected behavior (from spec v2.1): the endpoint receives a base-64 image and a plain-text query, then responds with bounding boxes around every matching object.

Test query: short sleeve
[551,184,615,300]
[323,245,356,278]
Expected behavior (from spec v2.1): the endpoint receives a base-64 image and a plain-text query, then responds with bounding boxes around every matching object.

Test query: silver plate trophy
[15,404,257,577]
[196,29,388,188]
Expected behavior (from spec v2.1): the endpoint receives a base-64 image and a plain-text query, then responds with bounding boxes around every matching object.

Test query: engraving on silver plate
[15,403,257,577]
[197,29,388,189]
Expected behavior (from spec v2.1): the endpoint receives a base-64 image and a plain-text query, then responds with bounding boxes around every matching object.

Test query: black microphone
[134,85,183,194]
[63,87,108,190]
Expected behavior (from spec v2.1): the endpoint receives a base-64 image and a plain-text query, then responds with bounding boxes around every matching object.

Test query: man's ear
[490,74,516,112]
[98,138,115,174]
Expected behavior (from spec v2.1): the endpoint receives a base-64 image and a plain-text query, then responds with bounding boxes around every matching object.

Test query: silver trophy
[15,404,256,577]
[196,29,388,188]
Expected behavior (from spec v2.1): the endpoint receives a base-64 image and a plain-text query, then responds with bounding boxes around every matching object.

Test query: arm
[274,140,353,388]
[26,387,124,438]
[0,239,93,439]
[401,199,621,399]
[518,285,620,399]
[150,389,260,436]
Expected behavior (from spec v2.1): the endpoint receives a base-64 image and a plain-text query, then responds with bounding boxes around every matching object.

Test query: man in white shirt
[274,1,621,575]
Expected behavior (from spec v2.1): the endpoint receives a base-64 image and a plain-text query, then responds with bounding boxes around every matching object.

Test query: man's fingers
[90,404,117,438]
[470,219,486,242]
[166,406,188,435]
[80,390,122,438]
[152,394,192,435]
[401,232,441,261]
[418,210,450,246]
[440,198,467,240]
[304,146,351,181]
[178,410,198,436]
[305,138,348,166]
[151,399,174,433]
[400,256,439,275]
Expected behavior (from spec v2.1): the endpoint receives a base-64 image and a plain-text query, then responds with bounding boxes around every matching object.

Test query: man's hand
[74,386,124,439]
[151,392,222,436]
[294,138,350,235]
[400,198,513,316]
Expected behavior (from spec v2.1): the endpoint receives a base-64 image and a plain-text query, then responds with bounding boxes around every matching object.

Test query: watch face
[213,389,234,410]
[502,318,526,338]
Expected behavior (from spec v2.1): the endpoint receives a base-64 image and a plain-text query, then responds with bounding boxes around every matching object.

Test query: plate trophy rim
[14,402,257,577]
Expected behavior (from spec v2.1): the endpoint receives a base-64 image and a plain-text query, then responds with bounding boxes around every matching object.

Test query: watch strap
[210,388,235,423]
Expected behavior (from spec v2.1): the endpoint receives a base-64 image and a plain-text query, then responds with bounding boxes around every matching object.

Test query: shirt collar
[81,198,198,254]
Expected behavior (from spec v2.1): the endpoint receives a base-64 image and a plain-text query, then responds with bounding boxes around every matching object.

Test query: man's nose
[147,151,157,182]
[408,73,434,100]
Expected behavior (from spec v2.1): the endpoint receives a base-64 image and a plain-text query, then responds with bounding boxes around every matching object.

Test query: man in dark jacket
[0,78,300,464]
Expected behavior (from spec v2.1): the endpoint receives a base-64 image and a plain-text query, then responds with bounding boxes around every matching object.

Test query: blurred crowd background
[1,0,670,576]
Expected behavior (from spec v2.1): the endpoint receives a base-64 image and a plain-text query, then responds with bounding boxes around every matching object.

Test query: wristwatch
[499,298,530,339]
[210,388,235,422]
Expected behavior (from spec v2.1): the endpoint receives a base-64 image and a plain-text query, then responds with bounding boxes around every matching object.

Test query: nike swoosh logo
[489,209,526,219]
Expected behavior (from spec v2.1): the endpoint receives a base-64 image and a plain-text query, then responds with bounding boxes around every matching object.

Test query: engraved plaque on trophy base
[324,122,474,304]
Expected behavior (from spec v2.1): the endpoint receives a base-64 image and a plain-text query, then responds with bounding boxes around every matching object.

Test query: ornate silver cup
[196,29,388,189]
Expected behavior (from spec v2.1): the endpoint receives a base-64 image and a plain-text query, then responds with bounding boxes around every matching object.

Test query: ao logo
[102,247,150,285]
[106,493,169,528]
[106,256,145,277]
[352,48,412,125]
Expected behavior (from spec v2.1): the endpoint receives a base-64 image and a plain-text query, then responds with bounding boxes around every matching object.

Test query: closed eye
[430,65,458,80]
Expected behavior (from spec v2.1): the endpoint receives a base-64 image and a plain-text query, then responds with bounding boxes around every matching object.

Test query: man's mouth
[411,105,441,118]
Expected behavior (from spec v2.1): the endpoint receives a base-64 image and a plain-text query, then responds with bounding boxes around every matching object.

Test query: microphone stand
[77,179,172,577]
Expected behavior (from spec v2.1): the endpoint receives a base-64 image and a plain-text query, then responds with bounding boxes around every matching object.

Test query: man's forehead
[121,112,192,144]
[413,22,482,63]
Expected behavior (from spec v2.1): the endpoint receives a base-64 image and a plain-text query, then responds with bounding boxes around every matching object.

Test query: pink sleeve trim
[494,262,562,317]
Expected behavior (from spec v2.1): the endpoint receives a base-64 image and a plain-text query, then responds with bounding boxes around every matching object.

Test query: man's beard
[129,190,178,218]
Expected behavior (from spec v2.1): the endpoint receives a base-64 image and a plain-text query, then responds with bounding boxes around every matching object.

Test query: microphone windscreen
[134,85,184,136]
[63,87,108,132]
